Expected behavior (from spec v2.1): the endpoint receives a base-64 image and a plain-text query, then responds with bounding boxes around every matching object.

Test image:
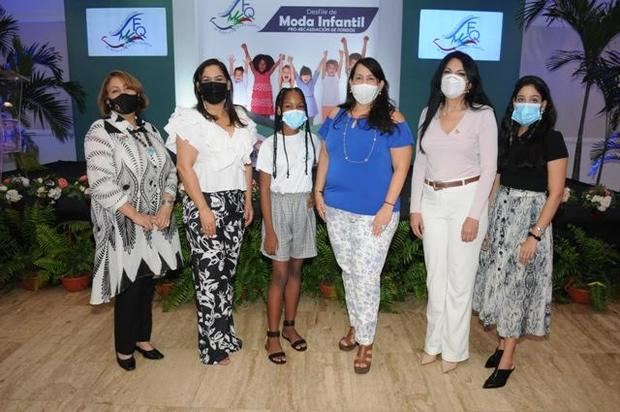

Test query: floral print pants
[325,206,398,345]
[183,191,245,364]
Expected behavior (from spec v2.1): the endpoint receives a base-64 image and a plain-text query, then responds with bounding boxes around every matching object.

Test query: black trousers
[114,275,156,354]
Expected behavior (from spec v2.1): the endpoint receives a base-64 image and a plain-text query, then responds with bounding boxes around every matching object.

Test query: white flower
[84,188,91,196]
[80,186,85,192]
[562,187,571,203]
[6,189,22,203]
[597,204,608,212]
[36,186,47,197]
[36,178,43,183]
[601,196,612,209]
[0,185,7,192]
[13,177,30,187]
[48,187,62,200]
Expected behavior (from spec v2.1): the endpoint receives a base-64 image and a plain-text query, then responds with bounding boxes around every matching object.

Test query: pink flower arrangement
[57,178,69,189]
[0,174,91,207]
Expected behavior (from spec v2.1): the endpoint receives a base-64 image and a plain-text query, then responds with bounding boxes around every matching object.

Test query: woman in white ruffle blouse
[165,58,257,366]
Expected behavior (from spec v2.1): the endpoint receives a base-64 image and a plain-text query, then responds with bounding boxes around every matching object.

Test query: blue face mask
[511,103,542,126]
[282,109,307,130]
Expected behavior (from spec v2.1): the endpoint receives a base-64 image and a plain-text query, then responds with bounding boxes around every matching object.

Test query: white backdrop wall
[520,21,620,190]
[172,0,402,118]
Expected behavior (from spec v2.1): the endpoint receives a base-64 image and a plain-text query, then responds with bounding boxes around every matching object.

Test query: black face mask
[107,93,139,114]
[199,82,228,104]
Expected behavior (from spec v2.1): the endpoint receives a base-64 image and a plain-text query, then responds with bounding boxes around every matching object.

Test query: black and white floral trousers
[183,190,245,364]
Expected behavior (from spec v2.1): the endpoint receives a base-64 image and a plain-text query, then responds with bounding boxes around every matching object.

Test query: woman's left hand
[153,204,173,230]
[461,217,479,242]
[244,200,254,227]
[372,204,392,237]
[518,236,538,265]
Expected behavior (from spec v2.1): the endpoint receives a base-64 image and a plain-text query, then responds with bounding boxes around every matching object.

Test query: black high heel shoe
[116,355,136,371]
[135,346,164,360]
[484,348,504,368]
[483,367,515,389]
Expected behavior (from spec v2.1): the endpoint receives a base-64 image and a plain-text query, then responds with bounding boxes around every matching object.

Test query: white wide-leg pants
[421,182,488,362]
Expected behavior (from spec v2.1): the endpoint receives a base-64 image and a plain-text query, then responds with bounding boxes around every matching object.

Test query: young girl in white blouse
[410,51,498,373]
[165,58,257,366]
[256,87,319,364]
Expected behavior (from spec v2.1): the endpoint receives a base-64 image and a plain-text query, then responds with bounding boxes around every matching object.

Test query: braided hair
[272,87,317,179]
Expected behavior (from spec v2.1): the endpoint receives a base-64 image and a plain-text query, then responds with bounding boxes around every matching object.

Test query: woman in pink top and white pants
[410,51,497,373]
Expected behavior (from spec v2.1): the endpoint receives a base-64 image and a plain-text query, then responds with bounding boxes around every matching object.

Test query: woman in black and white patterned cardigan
[85,70,182,371]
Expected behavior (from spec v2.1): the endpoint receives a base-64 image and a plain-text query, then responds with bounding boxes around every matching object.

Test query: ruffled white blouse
[164,107,257,193]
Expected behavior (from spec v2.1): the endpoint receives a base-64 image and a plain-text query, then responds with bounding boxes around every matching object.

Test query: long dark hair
[337,57,395,134]
[192,58,246,127]
[272,87,316,179]
[418,51,494,152]
[499,75,558,169]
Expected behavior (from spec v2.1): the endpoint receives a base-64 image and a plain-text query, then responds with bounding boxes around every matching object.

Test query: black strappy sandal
[282,320,308,352]
[265,330,286,365]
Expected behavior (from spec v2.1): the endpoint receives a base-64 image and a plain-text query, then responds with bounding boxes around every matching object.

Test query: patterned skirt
[473,186,553,338]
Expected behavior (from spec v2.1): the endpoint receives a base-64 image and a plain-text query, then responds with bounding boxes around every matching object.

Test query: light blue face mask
[282,109,307,129]
[511,103,542,126]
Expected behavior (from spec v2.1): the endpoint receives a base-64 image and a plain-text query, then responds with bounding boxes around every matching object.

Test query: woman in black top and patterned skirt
[473,76,568,388]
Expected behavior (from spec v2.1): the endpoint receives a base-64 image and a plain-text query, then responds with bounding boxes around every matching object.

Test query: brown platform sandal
[282,320,307,352]
[354,344,373,374]
[338,327,358,351]
[265,330,286,365]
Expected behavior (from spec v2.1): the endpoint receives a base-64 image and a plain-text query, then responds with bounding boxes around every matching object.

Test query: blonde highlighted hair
[96,70,149,116]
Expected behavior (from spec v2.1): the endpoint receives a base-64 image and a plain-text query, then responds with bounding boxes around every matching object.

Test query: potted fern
[34,220,94,292]
[311,223,340,299]
[557,225,619,310]
[381,221,428,311]
[234,222,270,304]
[0,204,53,290]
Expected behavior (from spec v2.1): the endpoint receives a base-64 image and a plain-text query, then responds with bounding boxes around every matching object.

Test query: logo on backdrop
[210,0,256,32]
[260,7,378,33]
[432,15,481,53]
[100,12,151,50]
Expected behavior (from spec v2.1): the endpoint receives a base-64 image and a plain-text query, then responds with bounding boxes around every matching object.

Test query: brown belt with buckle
[424,176,480,191]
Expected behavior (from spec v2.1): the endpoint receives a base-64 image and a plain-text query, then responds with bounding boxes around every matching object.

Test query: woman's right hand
[132,213,154,231]
[264,230,279,255]
[315,191,327,221]
[199,207,217,238]
[410,212,424,239]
